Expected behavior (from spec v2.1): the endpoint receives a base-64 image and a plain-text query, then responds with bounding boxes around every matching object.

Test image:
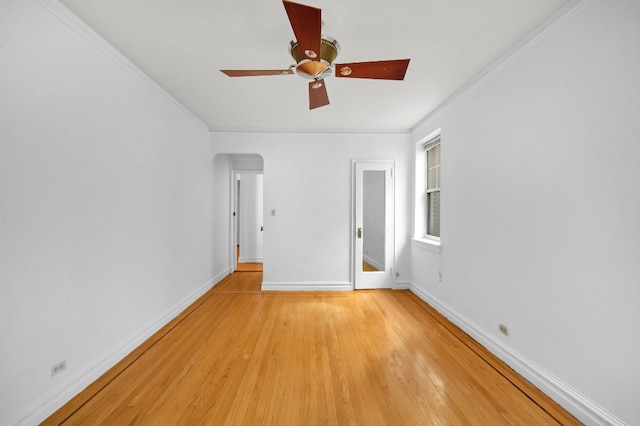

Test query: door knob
[357,227,362,238]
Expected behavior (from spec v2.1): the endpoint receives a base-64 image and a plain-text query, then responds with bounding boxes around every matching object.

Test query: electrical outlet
[499,324,509,336]
[51,360,66,377]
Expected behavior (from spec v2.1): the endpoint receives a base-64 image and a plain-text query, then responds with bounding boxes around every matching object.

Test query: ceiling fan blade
[220,69,293,77]
[309,80,329,110]
[334,59,410,80]
[283,0,321,62]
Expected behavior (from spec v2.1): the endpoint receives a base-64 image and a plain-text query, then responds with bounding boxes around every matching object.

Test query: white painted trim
[261,281,353,292]
[238,257,263,264]
[210,127,411,135]
[229,162,238,272]
[351,159,396,290]
[411,238,441,254]
[213,267,234,283]
[394,281,411,290]
[407,283,626,426]
[16,273,227,426]
[34,0,208,131]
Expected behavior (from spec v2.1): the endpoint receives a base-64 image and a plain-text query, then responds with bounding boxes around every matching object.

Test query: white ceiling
[58,0,569,133]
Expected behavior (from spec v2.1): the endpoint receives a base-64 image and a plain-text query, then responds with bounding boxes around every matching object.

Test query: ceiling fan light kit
[220,0,410,110]
[289,36,340,79]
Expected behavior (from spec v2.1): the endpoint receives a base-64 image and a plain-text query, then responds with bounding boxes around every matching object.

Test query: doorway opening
[235,171,264,272]
[223,154,264,274]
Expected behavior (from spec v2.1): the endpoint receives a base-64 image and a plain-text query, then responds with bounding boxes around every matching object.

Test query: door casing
[351,159,395,289]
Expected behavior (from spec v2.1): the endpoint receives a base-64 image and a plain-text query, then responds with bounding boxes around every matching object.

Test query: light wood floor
[362,261,379,272]
[45,272,579,425]
[236,246,263,272]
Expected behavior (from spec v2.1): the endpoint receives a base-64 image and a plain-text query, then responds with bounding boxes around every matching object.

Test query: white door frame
[226,155,264,272]
[351,159,395,289]
[236,172,264,264]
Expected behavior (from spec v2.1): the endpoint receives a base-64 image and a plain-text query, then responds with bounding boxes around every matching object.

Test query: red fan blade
[283,1,321,62]
[221,69,294,77]
[309,80,329,110]
[334,59,410,80]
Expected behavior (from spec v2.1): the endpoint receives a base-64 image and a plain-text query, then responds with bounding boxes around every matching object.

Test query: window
[413,130,441,250]
[423,136,441,240]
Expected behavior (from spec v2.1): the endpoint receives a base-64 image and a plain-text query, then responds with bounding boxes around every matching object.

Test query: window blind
[423,135,440,151]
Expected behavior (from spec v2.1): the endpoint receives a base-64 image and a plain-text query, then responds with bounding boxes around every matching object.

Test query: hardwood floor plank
[45,272,579,425]
[236,245,263,272]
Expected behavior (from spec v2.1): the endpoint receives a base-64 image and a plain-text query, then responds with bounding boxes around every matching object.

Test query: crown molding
[34,0,209,130]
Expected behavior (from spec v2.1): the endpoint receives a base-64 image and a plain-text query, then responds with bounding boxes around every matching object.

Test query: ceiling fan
[220,0,410,110]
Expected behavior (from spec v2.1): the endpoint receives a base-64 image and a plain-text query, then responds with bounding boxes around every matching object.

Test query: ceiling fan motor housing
[220,1,410,110]
[289,36,340,79]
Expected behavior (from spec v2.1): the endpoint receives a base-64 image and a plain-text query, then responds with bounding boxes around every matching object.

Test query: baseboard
[261,281,352,291]
[238,257,263,263]
[17,274,227,426]
[407,283,626,426]
[394,280,411,290]
[210,268,233,286]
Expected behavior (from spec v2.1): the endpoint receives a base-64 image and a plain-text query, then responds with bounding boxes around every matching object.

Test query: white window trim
[424,139,441,240]
[411,237,441,253]
[413,129,441,253]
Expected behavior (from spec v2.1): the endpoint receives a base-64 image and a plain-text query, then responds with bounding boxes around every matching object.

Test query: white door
[238,173,264,263]
[353,161,394,289]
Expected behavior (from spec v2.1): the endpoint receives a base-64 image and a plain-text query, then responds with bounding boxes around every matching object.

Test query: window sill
[412,238,441,254]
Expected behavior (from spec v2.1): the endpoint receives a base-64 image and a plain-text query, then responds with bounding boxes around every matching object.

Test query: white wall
[0,1,214,424]
[7,0,636,424]
[410,0,640,424]
[212,155,233,276]
[210,132,411,290]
